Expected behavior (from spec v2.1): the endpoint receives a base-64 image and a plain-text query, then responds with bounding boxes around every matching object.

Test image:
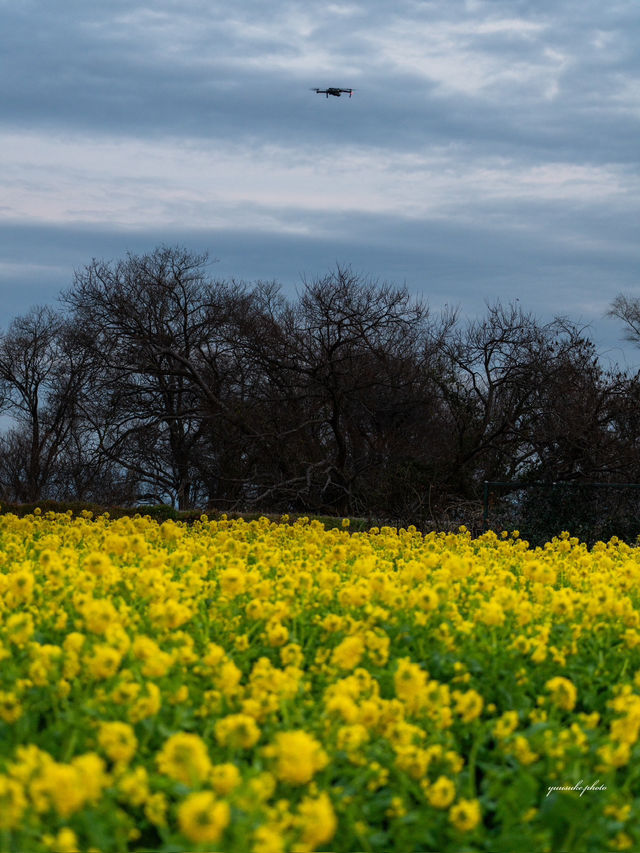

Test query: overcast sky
[2,0,639,365]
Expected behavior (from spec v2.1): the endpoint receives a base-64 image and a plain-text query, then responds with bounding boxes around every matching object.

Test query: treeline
[1,245,639,537]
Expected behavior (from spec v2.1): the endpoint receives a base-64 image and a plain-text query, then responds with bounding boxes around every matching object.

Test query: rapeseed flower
[265,730,328,785]
[452,688,484,723]
[215,713,262,749]
[98,721,138,764]
[144,791,168,827]
[46,828,79,853]
[6,612,34,645]
[177,790,230,844]
[449,797,482,832]
[331,635,365,670]
[509,735,539,765]
[71,753,110,804]
[425,775,456,809]
[266,620,290,647]
[156,733,212,786]
[296,791,337,850]
[5,568,35,605]
[128,681,161,722]
[35,762,86,817]
[253,825,286,853]
[116,766,150,806]
[0,691,22,724]
[0,775,27,829]
[2,512,640,851]
[545,676,578,712]
[86,644,123,680]
[493,710,519,739]
[210,762,241,794]
[394,658,428,714]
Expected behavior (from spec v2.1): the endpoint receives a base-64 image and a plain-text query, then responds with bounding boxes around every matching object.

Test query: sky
[1,0,639,367]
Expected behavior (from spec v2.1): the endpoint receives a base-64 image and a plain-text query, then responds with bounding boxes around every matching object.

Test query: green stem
[561,819,578,853]
[467,731,481,798]
[62,725,78,761]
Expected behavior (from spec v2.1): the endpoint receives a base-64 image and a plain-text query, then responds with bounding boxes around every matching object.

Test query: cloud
[3,0,636,150]
[0,0,638,367]
[2,127,638,252]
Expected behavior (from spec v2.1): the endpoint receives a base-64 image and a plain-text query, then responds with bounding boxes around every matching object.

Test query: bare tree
[228,266,438,515]
[608,294,640,344]
[64,245,255,509]
[431,303,600,496]
[4,246,639,539]
[0,306,88,502]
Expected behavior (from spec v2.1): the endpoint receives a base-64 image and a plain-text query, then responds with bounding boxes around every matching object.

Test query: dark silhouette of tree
[227,266,438,515]
[0,306,88,502]
[431,304,602,495]
[64,246,251,509]
[609,294,640,345]
[1,247,640,541]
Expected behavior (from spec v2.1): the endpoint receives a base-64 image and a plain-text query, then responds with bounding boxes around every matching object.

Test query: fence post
[483,481,489,532]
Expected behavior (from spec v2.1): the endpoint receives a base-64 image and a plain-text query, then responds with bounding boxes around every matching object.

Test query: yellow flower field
[1,510,640,852]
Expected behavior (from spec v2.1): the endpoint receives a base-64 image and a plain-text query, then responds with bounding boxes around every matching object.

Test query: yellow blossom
[449,797,482,832]
[178,790,230,844]
[425,775,456,809]
[253,825,286,853]
[545,676,577,712]
[509,735,539,765]
[266,730,328,785]
[34,762,86,817]
[86,644,123,680]
[493,710,519,739]
[296,791,337,850]
[0,775,27,829]
[331,635,366,670]
[6,613,34,646]
[266,620,290,648]
[156,732,212,786]
[0,691,22,724]
[394,658,428,714]
[452,689,484,723]
[117,766,150,806]
[49,828,79,853]
[144,791,168,827]
[215,713,262,749]
[210,762,242,795]
[98,721,138,764]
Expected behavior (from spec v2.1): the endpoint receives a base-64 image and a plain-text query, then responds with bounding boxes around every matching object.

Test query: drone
[311,87,354,98]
